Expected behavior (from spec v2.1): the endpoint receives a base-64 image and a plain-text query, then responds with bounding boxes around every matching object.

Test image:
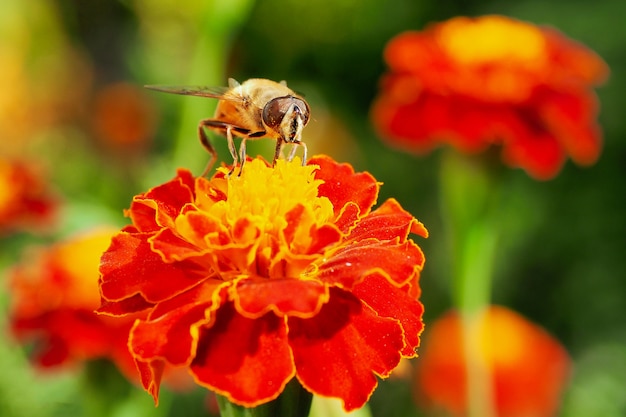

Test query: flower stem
[216,379,313,417]
[171,0,254,174]
[439,150,501,417]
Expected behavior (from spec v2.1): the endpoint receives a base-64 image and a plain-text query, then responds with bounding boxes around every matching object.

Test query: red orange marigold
[8,229,140,381]
[415,306,571,417]
[371,15,608,180]
[98,156,428,411]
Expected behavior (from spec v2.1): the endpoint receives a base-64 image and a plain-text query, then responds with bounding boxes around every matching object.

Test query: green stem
[439,150,501,417]
[216,379,313,417]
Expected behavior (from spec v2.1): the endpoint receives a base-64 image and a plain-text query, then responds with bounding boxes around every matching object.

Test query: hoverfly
[145,78,310,176]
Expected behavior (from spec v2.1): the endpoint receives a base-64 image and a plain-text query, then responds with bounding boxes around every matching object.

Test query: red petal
[129,280,224,364]
[99,231,209,304]
[282,204,343,257]
[540,89,602,165]
[190,302,294,407]
[233,277,329,318]
[334,202,361,234]
[313,238,425,288]
[127,169,195,231]
[97,293,154,316]
[130,302,210,365]
[347,198,428,242]
[136,359,165,405]
[352,273,424,356]
[501,128,565,180]
[150,228,204,262]
[308,156,379,219]
[289,288,404,411]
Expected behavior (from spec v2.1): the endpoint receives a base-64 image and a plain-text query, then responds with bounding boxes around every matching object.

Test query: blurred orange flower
[8,229,140,382]
[415,306,571,417]
[91,82,157,150]
[98,156,428,411]
[371,15,608,180]
[0,158,58,235]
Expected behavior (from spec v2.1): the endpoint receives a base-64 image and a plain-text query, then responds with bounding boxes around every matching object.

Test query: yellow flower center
[191,158,336,279]
[210,158,334,233]
[439,16,547,71]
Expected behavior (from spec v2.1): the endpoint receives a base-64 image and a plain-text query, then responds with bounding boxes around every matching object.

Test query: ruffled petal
[289,288,404,411]
[100,231,209,303]
[136,359,165,405]
[311,238,424,289]
[130,303,209,366]
[352,272,424,356]
[97,293,154,316]
[309,156,379,219]
[190,302,294,407]
[346,198,428,242]
[232,277,329,318]
[127,169,195,231]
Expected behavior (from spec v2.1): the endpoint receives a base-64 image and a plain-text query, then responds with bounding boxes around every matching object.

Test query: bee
[145,78,310,176]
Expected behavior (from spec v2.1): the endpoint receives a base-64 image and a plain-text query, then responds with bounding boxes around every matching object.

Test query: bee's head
[262,96,310,143]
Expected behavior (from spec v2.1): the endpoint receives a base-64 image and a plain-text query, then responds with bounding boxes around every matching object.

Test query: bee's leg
[238,138,247,176]
[299,142,307,165]
[288,142,307,166]
[225,125,238,177]
[198,121,217,177]
[272,139,284,167]
[285,142,307,165]
[287,143,297,162]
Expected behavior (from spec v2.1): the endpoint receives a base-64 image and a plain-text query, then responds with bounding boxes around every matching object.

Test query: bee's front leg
[198,120,218,177]
[272,139,284,167]
[224,125,239,176]
[238,138,248,176]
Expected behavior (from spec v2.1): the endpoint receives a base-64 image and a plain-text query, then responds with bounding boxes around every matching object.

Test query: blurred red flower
[8,229,140,382]
[0,158,58,235]
[98,155,428,411]
[415,306,571,417]
[371,15,608,180]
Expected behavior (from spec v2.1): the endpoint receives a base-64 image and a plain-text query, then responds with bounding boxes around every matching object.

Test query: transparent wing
[144,85,243,102]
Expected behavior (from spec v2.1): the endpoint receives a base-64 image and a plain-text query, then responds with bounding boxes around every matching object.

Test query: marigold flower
[371,15,608,180]
[7,229,141,381]
[98,155,428,411]
[415,306,571,417]
[0,158,58,235]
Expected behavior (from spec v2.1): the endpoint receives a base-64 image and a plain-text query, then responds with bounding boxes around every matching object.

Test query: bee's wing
[144,85,244,102]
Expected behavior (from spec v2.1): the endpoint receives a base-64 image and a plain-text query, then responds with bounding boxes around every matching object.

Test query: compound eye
[262,96,290,130]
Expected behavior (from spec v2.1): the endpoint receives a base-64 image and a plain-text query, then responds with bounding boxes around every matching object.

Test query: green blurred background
[1,0,624,416]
